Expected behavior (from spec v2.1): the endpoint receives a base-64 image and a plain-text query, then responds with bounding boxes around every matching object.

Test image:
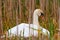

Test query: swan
[1,9,50,38]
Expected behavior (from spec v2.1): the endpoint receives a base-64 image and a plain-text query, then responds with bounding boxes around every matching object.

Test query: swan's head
[34,9,44,20]
[34,9,44,16]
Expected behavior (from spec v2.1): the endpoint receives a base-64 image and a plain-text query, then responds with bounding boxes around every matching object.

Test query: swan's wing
[7,23,50,38]
[7,23,39,37]
[40,27,50,37]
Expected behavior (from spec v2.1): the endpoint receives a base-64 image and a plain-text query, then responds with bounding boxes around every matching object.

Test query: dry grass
[0,0,60,40]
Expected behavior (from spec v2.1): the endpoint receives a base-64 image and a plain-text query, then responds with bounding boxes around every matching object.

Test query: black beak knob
[41,13,44,16]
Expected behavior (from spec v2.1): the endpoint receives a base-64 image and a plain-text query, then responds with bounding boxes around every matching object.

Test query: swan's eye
[41,13,44,16]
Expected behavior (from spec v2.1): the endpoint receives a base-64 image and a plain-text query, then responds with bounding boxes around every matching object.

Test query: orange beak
[40,15,45,21]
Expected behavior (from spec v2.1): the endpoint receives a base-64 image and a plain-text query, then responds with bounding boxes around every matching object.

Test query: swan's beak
[41,16,45,21]
[41,13,45,21]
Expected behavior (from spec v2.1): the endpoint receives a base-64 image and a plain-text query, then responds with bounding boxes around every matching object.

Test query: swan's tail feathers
[47,30,50,38]
[41,28,50,38]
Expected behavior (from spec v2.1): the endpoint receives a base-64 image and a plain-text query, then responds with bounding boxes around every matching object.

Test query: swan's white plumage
[1,9,50,38]
[8,23,39,37]
[7,23,50,37]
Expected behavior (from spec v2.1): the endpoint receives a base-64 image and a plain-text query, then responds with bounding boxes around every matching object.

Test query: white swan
[1,9,50,38]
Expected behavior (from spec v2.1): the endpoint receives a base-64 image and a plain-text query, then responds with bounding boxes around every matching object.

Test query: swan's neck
[33,13,40,26]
